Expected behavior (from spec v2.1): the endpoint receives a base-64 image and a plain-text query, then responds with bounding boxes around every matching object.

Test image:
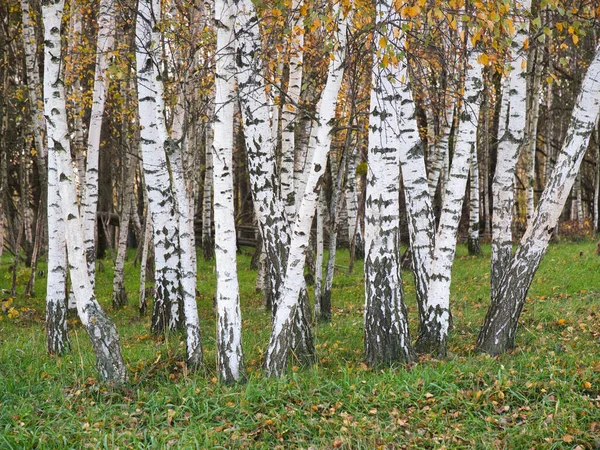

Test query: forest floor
[0,239,599,449]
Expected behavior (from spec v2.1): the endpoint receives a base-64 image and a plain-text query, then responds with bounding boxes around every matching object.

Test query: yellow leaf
[521,59,527,70]
[477,53,489,66]
[556,22,563,32]
[382,54,389,68]
[523,38,529,50]
[572,34,579,45]
[403,5,421,18]
[379,36,388,49]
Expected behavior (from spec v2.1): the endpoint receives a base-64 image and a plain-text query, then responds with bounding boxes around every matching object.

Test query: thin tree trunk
[262,8,348,376]
[280,0,304,223]
[490,0,531,300]
[112,152,133,309]
[139,207,152,317]
[314,190,325,319]
[82,0,115,289]
[44,0,126,382]
[468,144,482,255]
[594,130,599,232]
[136,0,184,333]
[212,0,244,382]
[202,115,214,260]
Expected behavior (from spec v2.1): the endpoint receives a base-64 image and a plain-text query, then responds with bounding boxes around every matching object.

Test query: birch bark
[43,0,126,382]
[212,0,245,382]
[468,144,482,255]
[135,0,184,333]
[477,44,600,355]
[280,0,304,223]
[263,8,348,375]
[234,0,315,374]
[82,0,115,288]
[490,0,531,300]
[364,0,416,366]
[416,39,483,356]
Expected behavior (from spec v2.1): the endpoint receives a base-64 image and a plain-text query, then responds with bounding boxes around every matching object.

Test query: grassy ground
[0,240,599,449]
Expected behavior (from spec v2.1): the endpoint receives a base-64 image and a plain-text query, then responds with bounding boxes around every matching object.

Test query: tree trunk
[490,0,531,300]
[416,38,482,356]
[477,44,600,355]
[112,152,133,309]
[235,0,317,376]
[43,0,126,382]
[364,0,416,366]
[136,0,184,333]
[202,105,215,260]
[314,190,325,319]
[212,0,245,382]
[468,144,482,255]
[280,0,304,223]
[81,0,115,289]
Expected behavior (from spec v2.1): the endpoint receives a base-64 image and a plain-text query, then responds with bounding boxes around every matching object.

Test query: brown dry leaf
[562,434,574,443]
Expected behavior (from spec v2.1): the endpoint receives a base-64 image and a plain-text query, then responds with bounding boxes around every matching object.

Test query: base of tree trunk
[82,303,127,383]
[415,306,450,358]
[112,287,128,310]
[292,291,316,366]
[46,300,70,355]
[476,302,520,356]
[317,291,332,322]
[468,237,482,256]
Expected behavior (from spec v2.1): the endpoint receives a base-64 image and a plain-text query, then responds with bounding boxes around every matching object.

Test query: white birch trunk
[417,42,483,356]
[136,0,184,333]
[280,0,304,223]
[212,0,244,382]
[478,43,600,355]
[523,46,543,227]
[22,0,66,353]
[364,0,416,366]
[43,0,126,382]
[264,8,348,376]
[490,0,531,300]
[81,0,115,288]
[112,152,133,309]
[41,0,69,355]
[314,190,325,318]
[235,0,318,374]
[202,114,214,260]
[468,143,482,255]
[345,142,363,258]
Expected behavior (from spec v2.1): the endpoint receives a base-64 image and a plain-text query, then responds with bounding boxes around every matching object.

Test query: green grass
[0,241,599,448]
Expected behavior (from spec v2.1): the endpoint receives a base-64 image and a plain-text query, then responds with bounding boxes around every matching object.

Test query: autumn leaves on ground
[0,241,599,449]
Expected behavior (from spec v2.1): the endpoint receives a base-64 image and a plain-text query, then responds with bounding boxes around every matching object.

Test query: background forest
[0,0,600,446]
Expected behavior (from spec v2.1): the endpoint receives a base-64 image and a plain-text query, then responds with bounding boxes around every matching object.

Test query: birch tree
[477,43,600,355]
[234,0,314,374]
[415,29,484,356]
[364,0,416,366]
[81,0,115,289]
[43,0,126,382]
[20,0,68,353]
[212,0,245,382]
[136,0,203,368]
[136,0,184,333]
[490,0,531,300]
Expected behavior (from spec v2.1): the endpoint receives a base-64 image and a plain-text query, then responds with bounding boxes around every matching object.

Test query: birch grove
[2,0,599,384]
